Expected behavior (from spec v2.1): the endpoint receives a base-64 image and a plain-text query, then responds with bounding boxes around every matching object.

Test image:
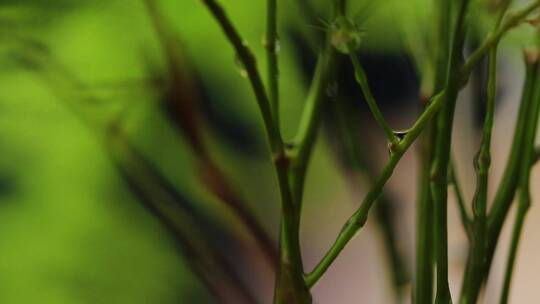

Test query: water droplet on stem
[234,54,248,78]
[393,130,409,142]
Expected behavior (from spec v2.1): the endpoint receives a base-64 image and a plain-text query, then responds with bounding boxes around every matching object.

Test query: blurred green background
[1,0,538,303]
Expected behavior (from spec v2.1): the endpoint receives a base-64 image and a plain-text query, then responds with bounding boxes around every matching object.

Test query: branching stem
[499,52,540,304]
[430,1,471,302]
[460,44,498,304]
[462,0,540,77]
[200,0,540,299]
[201,0,281,154]
[305,90,448,287]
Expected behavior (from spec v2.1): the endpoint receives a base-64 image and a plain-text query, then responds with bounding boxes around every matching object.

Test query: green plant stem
[460,45,498,303]
[274,1,348,301]
[429,2,471,303]
[304,90,448,287]
[449,161,472,238]
[373,199,409,302]
[290,45,338,207]
[349,53,398,145]
[458,11,515,298]
[263,4,310,299]
[498,203,528,304]
[462,0,540,77]
[200,2,313,302]
[200,0,281,154]
[273,42,339,304]
[304,17,506,281]
[274,39,338,304]
[487,57,537,242]
[498,53,540,304]
[265,0,279,125]
[434,0,452,89]
[461,53,539,304]
[274,14,341,303]
[201,0,539,299]
[414,0,452,300]
[498,198,529,304]
[273,156,311,304]
[286,0,351,216]
[333,97,409,301]
[430,87,457,304]
[415,117,435,304]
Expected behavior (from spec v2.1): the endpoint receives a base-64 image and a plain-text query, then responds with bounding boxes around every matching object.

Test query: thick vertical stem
[498,199,529,304]
[201,0,281,153]
[415,118,435,304]
[199,1,310,301]
[272,39,338,304]
[274,4,342,303]
[430,1,471,302]
[430,87,458,304]
[274,153,311,304]
[414,0,452,299]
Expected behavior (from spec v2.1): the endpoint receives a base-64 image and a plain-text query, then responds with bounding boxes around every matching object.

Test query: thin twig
[304,90,448,287]
[460,44,498,303]
[459,1,513,295]
[430,1,472,302]
[289,45,338,206]
[332,96,409,300]
[145,0,278,267]
[200,0,281,153]
[499,52,540,304]
[304,0,537,288]
[462,0,540,77]
[349,52,398,145]
[488,55,538,235]
[476,53,540,303]
[265,0,279,125]
[449,161,472,238]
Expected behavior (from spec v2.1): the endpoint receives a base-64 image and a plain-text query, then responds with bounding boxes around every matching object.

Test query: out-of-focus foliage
[0,0,537,302]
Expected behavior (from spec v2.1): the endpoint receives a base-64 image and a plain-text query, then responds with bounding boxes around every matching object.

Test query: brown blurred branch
[107,128,258,304]
[144,0,278,267]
